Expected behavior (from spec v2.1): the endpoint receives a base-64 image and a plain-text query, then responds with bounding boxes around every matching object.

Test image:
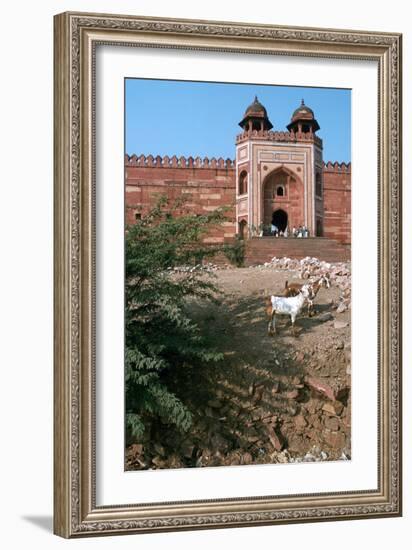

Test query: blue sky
[125,79,351,163]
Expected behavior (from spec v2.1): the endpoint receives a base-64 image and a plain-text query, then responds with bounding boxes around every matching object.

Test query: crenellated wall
[125,154,237,244]
[125,154,235,169]
[322,161,351,244]
[125,155,351,245]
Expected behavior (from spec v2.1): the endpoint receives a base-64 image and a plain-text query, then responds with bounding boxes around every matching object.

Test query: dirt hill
[126,258,351,470]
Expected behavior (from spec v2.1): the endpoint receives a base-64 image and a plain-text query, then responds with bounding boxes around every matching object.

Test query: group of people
[270,224,310,238]
[292,225,310,238]
[249,222,311,238]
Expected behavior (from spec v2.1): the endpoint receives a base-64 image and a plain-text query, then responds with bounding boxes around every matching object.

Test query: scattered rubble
[126,260,351,471]
[334,320,349,330]
[256,256,351,310]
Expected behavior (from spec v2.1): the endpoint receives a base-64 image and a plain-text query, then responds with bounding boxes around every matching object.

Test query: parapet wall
[125,154,235,169]
[236,129,323,148]
[125,155,350,172]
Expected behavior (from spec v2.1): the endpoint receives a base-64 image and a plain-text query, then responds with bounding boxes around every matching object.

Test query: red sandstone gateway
[125,96,351,263]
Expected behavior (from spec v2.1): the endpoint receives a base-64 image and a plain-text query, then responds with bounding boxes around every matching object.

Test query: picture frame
[53,11,402,538]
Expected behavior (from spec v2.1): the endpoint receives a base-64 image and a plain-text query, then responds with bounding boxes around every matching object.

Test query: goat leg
[290,314,298,337]
[268,314,277,336]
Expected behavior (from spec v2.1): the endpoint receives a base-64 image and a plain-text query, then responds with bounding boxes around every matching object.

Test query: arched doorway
[239,219,247,240]
[263,167,299,229]
[272,209,288,232]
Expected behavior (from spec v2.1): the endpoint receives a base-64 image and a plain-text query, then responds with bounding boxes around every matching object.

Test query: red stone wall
[125,155,236,244]
[125,155,351,246]
[322,162,351,245]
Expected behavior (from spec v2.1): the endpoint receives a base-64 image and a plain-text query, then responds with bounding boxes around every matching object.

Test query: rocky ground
[126,257,351,471]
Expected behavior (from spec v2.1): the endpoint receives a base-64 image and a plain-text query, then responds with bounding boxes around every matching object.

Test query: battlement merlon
[125,154,235,169]
[322,161,351,173]
[236,129,323,148]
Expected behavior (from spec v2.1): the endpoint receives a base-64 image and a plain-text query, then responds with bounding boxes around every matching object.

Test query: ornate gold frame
[53,11,402,538]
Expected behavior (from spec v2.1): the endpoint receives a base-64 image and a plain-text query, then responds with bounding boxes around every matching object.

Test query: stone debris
[271,449,292,464]
[255,256,351,306]
[322,401,345,416]
[266,424,284,451]
[336,302,348,314]
[334,320,349,330]
[294,414,308,431]
[324,416,340,431]
[323,429,346,449]
[288,446,330,463]
[305,376,338,401]
[126,258,351,472]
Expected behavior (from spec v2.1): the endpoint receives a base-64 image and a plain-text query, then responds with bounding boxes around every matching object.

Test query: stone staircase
[244,237,351,266]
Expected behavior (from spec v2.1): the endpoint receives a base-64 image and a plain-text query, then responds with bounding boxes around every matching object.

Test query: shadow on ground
[126,271,350,471]
[21,515,53,533]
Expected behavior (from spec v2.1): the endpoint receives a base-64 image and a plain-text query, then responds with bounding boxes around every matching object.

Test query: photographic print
[124,79,352,471]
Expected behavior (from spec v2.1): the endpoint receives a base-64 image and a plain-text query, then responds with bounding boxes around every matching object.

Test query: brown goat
[283,274,330,316]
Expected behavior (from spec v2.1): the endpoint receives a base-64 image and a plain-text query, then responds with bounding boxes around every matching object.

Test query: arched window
[238,171,248,195]
[315,173,322,197]
[276,185,284,197]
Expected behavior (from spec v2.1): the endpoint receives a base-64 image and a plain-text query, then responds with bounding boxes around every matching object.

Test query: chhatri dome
[286,99,320,133]
[238,96,273,132]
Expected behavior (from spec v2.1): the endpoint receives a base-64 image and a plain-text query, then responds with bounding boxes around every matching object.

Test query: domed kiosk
[286,99,320,134]
[238,96,273,132]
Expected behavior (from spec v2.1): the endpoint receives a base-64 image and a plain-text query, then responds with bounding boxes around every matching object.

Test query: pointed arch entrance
[272,209,288,232]
[263,166,298,230]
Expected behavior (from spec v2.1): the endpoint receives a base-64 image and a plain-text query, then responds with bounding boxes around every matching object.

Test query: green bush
[125,197,232,442]
[223,234,245,267]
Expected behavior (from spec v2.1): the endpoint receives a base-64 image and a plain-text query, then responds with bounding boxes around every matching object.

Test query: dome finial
[254,95,259,102]
[301,98,305,106]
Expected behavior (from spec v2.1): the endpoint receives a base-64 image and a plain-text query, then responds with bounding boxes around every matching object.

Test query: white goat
[266,285,313,336]
[284,274,331,316]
